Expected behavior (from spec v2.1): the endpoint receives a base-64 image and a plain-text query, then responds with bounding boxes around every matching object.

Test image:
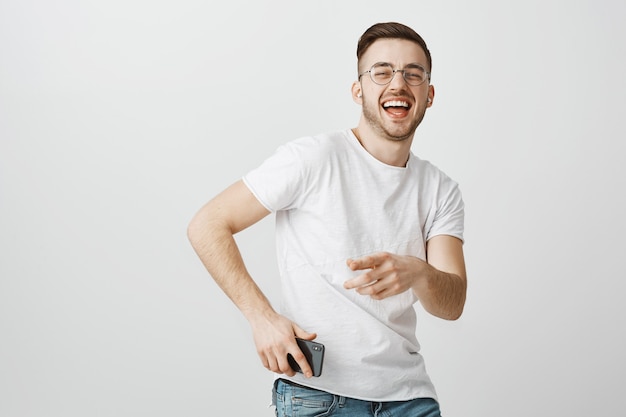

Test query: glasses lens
[403,66,427,86]
[370,63,394,85]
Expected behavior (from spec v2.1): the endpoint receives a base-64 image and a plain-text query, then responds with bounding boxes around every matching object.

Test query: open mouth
[382,100,411,117]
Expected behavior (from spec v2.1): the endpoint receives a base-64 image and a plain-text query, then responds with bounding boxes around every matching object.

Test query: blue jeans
[272,379,442,417]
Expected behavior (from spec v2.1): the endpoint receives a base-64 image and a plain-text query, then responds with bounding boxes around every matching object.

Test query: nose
[388,69,408,90]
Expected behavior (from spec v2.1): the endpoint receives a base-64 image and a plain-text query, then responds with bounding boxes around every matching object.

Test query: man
[188,21,466,416]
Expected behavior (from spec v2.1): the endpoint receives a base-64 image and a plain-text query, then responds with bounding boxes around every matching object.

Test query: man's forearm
[413,265,466,320]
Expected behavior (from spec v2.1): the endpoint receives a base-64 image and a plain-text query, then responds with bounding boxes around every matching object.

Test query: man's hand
[344,252,422,300]
[344,235,467,320]
[249,311,317,378]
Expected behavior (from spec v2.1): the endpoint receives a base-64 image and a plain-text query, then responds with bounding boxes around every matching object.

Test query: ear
[426,84,435,108]
[351,81,363,104]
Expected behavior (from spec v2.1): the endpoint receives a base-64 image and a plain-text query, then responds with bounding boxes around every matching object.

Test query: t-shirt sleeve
[426,176,465,243]
[242,140,310,212]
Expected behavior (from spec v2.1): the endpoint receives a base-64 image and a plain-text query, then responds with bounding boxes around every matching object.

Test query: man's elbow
[431,291,466,321]
[187,208,214,250]
[445,304,465,321]
[187,220,200,247]
[447,287,467,320]
[187,216,206,254]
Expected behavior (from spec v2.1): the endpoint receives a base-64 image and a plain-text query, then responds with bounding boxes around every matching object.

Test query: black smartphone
[287,338,325,377]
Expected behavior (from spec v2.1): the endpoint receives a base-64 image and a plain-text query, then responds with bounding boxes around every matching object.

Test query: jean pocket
[278,380,336,417]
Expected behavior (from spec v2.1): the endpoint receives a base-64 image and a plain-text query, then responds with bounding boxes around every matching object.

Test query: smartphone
[287,338,325,377]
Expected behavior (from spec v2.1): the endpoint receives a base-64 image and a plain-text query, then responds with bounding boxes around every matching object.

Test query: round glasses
[359,62,430,86]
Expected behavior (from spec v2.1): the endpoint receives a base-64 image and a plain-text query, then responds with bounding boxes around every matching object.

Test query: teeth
[383,100,409,108]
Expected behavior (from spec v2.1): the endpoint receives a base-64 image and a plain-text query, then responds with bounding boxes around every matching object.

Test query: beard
[361,96,426,142]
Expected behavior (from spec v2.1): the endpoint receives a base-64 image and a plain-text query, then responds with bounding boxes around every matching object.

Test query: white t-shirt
[243,129,464,402]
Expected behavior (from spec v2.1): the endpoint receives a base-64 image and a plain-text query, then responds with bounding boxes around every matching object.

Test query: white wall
[1,1,624,416]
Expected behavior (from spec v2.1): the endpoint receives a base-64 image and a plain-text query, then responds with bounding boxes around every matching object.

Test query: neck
[352,124,413,167]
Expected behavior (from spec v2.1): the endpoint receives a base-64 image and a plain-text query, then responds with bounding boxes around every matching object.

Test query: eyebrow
[403,63,427,71]
[373,62,427,70]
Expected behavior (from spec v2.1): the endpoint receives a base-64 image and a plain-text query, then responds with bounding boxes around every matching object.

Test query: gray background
[1,0,624,416]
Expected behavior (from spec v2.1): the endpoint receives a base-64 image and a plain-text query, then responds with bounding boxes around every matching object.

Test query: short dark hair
[356,22,432,73]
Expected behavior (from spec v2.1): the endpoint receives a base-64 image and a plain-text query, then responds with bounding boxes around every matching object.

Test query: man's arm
[344,235,467,320]
[187,180,317,377]
[187,180,272,318]
[416,235,467,320]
